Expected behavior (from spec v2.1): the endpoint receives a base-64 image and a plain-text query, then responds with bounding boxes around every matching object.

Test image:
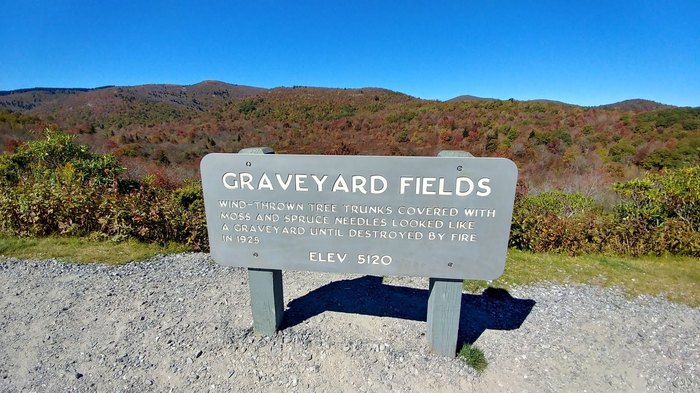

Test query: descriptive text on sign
[200,154,518,280]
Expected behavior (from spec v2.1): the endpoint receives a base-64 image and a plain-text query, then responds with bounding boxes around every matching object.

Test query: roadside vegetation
[510,167,699,256]
[2,130,696,255]
[0,130,698,307]
[0,130,207,250]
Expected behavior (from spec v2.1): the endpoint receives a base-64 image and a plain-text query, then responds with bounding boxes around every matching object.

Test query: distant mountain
[121,81,267,110]
[526,99,578,107]
[1,83,680,113]
[0,86,114,96]
[0,87,111,112]
[598,99,673,112]
[447,97,678,110]
[448,96,575,106]
[446,95,494,103]
[0,81,267,114]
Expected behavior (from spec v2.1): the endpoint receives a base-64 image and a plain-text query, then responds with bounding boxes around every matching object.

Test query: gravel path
[0,253,698,392]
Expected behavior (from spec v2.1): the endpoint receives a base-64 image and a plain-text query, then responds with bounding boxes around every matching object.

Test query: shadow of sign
[284,276,536,346]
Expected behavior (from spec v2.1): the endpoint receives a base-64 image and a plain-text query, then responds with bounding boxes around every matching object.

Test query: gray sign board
[201,154,518,280]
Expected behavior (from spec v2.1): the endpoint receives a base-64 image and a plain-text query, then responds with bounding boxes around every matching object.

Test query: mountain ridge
[0,81,685,112]
[597,99,674,112]
[0,81,266,114]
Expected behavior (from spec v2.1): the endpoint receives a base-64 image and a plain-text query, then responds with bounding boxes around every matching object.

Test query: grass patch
[2,236,697,307]
[458,343,488,373]
[464,249,700,307]
[0,235,188,265]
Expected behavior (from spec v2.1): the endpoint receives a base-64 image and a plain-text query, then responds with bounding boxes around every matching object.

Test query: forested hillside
[2,79,699,256]
[2,81,699,197]
[1,130,697,256]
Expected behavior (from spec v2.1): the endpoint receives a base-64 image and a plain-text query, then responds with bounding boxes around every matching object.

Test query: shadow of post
[284,276,536,347]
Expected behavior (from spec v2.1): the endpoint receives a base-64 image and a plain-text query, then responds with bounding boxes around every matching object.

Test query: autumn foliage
[0,131,697,256]
[2,83,699,198]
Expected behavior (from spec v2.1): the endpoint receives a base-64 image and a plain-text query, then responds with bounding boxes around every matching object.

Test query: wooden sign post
[238,147,284,337]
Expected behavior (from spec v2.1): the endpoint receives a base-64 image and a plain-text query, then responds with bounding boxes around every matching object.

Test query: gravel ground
[0,253,698,392]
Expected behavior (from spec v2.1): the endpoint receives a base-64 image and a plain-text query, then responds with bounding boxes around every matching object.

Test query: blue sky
[2,1,698,106]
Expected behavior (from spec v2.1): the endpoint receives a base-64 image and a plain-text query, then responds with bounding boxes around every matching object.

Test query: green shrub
[0,130,208,251]
[614,167,699,231]
[395,130,409,143]
[608,167,699,255]
[609,141,636,163]
[510,169,700,256]
[238,99,258,115]
[510,192,608,254]
[639,107,700,130]
[171,182,208,250]
[0,128,123,186]
[642,148,685,169]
